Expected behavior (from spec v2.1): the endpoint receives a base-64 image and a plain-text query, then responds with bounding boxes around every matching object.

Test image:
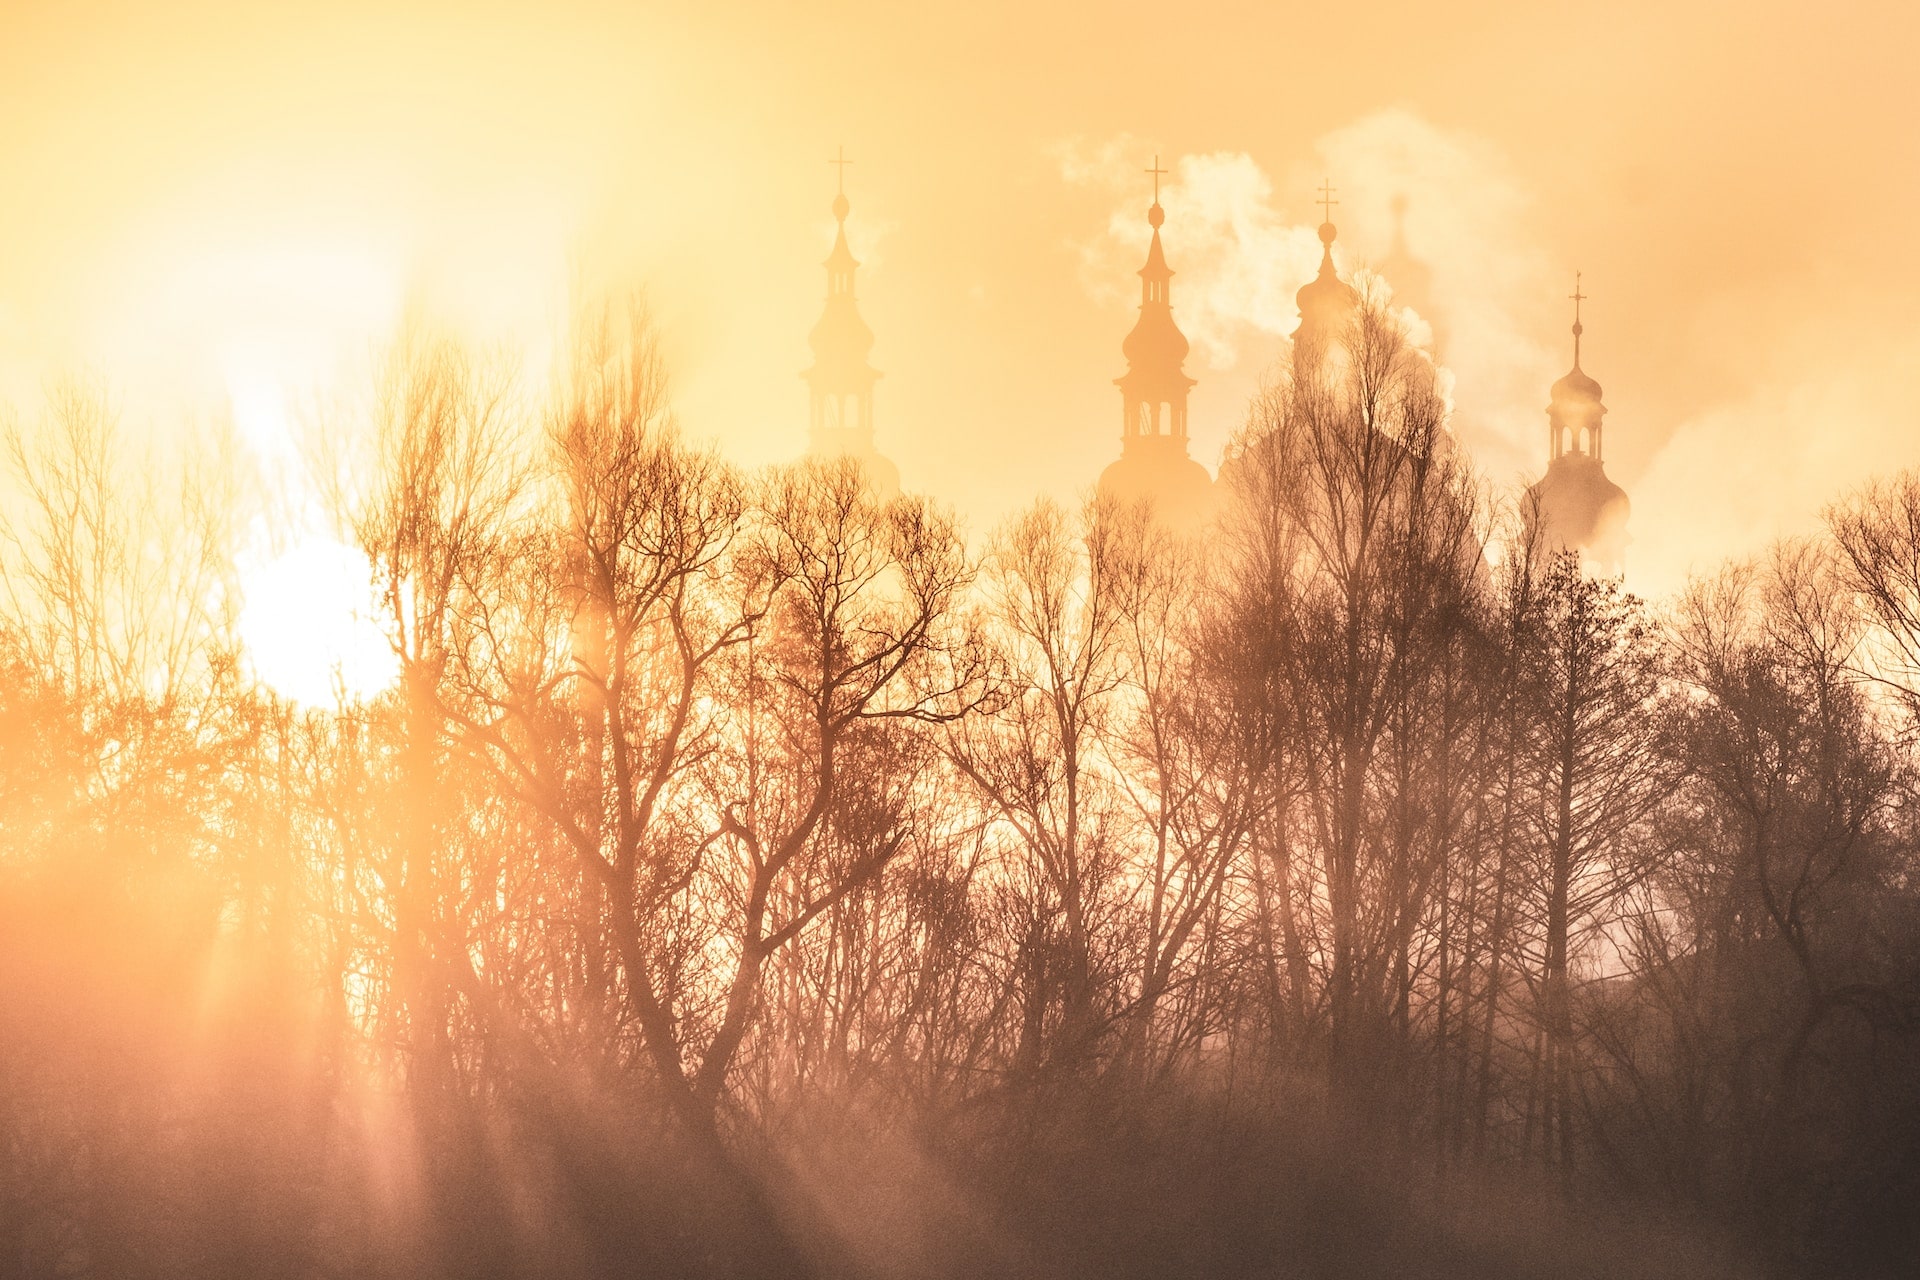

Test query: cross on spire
[830,145,852,194]
[1146,154,1168,203]
[1317,179,1339,224]
[1569,271,1588,365]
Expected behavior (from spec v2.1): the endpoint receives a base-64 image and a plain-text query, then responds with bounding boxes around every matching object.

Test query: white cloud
[1062,110,1567,482]
[1628,328,1920,598]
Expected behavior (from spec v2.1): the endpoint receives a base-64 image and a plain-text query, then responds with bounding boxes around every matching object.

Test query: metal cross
[830,145,852,193]
[1145,155,1168,202]
[1317,179,1339,223]
[1569,271,1587,323]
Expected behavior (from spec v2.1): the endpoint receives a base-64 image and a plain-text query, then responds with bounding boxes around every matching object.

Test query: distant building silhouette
[1376,193,1443,355]
[1096,157,1215,529]
[1292,181,1360,362]
[1526,277,1628,575]
[804,147,899,498]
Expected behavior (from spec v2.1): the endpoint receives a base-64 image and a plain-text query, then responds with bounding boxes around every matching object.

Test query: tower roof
[803,148,897,496]
[1530,274,1627,573]
[1117,158,1195,394]
[1549,274,1605,413]
[805,149,879,389]
[1294,181,1359,341]
[1120,230,1192,375]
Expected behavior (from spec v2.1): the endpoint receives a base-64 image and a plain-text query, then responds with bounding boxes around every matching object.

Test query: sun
[238,537,399,708]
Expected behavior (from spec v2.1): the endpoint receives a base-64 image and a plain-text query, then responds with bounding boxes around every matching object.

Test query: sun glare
[238,538,398,708]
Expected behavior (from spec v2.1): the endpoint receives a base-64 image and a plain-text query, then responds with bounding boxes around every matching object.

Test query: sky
[4,0,1919,600]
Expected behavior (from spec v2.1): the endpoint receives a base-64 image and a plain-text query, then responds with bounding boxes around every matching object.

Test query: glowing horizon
[8,0,1920,603]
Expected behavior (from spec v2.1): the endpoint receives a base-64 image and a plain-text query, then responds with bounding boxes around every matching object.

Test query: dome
[1294,224,1358,338]
[1527,453,1629,572]
[1118,225,1194,388]
[1550,363,1604,407]
[1121,305,1191,370]
[808,298,875,366]
[1098,436,1217,532]
[1551,289,1605,410]
[1546,356,1606,442]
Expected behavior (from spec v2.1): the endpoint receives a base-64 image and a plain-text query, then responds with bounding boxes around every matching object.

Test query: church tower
[1096,156,1215,529]
[1526,277,1629,575]
[803,147,900,498]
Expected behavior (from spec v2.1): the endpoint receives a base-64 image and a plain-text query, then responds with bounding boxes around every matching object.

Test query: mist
[7,3,1920,1277]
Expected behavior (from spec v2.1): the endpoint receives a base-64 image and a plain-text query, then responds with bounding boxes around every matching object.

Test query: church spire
[1116,154,1195,435]
[1570,270,1586,369]
[1294,177,1359,346]
[1528,274,1628,576]
[1315,178,1338,272]
[1548,273,1605,461]
[1139,155,1172,301]
[1098,154,1214,529]
[803,146,898,497]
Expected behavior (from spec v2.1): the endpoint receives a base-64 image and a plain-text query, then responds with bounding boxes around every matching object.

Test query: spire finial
[829,146,852,221]
[1315,179,1340,250]
[1569,271,1588,364]
[1145,154,1168,228]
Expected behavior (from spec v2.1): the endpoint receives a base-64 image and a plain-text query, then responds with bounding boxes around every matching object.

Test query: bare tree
[1516,550,1672,1180]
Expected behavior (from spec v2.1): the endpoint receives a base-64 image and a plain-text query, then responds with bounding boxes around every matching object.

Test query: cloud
[1061,109,1567,482]
[1628,325,1920,598]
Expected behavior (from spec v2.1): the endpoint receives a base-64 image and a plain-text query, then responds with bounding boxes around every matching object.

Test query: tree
[1516,550,1671,1181]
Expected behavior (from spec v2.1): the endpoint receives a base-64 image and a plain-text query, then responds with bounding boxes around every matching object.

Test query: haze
[4,0,1917,592]
[11,8,1920,1277]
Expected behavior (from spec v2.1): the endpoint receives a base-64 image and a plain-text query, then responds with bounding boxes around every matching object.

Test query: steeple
[1116,157,1194,418]
[1527,275,1628,575]
[1098,155,1214,529]
[1293,178,1359,349]
[803,146,898,497]
[1547,273,1607,461]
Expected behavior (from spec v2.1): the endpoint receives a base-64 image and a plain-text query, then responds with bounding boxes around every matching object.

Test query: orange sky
[4,0,1918,596]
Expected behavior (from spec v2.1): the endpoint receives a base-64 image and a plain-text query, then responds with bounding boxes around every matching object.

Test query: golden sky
[4,0,1918,597]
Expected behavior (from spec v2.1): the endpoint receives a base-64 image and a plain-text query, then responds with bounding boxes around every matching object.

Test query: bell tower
[1527,275,1629,575]
[803,146,899,497]
[1097,155,1215,528]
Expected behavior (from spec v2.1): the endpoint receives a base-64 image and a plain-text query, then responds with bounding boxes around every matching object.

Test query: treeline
[3,298,1918,1279]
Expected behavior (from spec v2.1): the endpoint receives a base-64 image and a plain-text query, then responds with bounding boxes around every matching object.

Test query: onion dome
[807,205,875,373]
[1549,311,1605,409]
[1546,278,1606,450]
[1120,208,1193,374]
[1293,213,1359,342]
